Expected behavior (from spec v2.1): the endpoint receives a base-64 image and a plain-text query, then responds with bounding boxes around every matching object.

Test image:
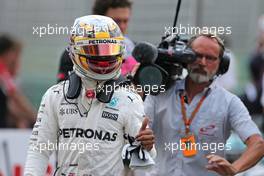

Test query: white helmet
[69,15,125,80]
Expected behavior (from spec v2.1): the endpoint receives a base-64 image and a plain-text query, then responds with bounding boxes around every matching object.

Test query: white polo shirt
[144,79,261,176]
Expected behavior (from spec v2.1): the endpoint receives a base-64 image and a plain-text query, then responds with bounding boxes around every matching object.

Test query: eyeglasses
[195,52,219,63]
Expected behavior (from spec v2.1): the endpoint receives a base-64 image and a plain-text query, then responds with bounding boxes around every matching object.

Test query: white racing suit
[24,80,154,176]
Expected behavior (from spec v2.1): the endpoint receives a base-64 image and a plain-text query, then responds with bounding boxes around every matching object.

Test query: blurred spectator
[240,53,264,115]
[261,75,264,132]
[256,15,264,52]
[240,15,264,132]
[57,0,137,82]
[0,34,36,128]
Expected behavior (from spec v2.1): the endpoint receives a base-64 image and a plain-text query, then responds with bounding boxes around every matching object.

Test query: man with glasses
[144,33,264,176]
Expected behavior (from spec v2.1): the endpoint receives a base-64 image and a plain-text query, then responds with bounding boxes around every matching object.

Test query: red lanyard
[180,89,210,135]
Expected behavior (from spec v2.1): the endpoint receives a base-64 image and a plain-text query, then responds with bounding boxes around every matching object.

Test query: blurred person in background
[57,0,137,82]
[240,15,264,132]
[0,34,36,128]
[260,78,264,132]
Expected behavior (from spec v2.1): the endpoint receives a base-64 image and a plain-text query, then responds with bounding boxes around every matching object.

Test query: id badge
[180,134,197,157]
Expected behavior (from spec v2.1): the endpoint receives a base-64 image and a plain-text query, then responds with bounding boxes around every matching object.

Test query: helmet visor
[78,55,122,74]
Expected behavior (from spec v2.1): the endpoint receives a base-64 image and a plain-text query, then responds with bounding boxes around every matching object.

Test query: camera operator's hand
[206,154,238,176]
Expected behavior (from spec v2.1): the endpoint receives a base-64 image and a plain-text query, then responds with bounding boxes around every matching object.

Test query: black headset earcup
[218,51,230,75]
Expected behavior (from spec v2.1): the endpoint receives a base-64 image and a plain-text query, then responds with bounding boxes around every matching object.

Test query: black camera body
[132,35,196,95]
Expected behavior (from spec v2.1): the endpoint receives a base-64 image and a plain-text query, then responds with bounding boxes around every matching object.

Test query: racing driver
[24,15,155,176]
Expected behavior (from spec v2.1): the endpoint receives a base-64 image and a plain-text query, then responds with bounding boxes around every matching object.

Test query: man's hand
[206,154,238,176]
[135,117,155,151]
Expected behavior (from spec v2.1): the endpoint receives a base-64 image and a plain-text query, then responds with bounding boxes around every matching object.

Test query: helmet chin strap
[73,64,122,92]
[81,77,105,90]
[73,66,102,90]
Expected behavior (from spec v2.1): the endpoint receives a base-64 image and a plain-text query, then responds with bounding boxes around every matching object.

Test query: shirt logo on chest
[199,124,216,136]
[59,107,78,116]
[101,111,118,121]
[108,97,119,107]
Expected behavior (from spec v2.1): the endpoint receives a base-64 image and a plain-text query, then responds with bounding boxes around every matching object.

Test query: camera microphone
[132,42,158,64]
